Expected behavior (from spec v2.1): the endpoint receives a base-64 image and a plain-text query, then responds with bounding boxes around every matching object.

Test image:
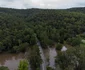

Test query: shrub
[18,60,28,70]
[0,66,9,70]
[56,44,62,51]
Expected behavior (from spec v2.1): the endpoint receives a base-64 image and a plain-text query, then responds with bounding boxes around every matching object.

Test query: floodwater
[61,46,67,52]
[0,45,66,70]
[37,42,46,70]
[44,47,57,69]
[0,53,25,70]
[49,47,57,69]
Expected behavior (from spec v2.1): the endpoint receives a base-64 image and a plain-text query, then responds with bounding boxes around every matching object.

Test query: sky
[0,0,85,9]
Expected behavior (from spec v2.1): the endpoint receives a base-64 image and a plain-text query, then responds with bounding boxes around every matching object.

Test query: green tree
[56,46,85,70]
[0,66,9,70]
[67,37,81,46]
[56,44,62,51]
[47,66,54,70]
[0,42,4,52]
[29,45,42,70]
[18,60,28,70]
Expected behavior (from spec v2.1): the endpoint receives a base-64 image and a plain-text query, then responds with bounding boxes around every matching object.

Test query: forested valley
[0,7,85,70]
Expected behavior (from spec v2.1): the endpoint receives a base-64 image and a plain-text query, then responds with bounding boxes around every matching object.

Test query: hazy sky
[0,0,85,9]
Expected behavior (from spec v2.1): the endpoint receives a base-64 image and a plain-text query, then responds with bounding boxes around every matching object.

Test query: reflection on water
[61,46,67,52]
[37,42,46,70]
[49,47,57,69]
[0,46,67,70]
[0,53,25,70]
[44,47,57,69]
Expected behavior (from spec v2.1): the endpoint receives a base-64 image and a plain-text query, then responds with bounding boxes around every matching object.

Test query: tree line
[0,7,85,52]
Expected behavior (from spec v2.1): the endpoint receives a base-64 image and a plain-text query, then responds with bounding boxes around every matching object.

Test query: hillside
[67,7,85,13]
[0,7,85,52]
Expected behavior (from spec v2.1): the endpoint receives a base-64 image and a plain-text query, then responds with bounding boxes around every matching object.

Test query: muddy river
[0,53,25,70]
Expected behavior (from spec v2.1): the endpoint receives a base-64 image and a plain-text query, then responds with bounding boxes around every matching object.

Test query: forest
[0,7,85,70]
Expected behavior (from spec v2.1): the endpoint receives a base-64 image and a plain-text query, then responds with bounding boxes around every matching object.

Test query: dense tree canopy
[0,7,85,52]
[56,46,85,70]
[28,45,42,70]
[0,66,9,70]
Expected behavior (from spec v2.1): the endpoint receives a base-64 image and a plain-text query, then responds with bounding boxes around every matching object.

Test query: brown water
[0,53,25,70]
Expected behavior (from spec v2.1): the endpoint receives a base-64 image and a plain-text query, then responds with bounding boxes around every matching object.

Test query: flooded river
[49,47,57,69]
[0,45,66,70]
[44,47,57,69]
[37,42,46,70]
[0,53,25,70]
